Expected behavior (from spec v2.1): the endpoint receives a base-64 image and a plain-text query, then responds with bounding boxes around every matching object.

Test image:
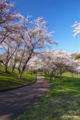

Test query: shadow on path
[0,73,53,120]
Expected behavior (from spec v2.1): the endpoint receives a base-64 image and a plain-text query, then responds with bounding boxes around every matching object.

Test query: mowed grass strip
[0,65,36,91]
[15,72,80,120]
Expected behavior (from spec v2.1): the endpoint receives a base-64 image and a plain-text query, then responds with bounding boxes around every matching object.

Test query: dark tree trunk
[31,70,33,75]
[18,67,21,74]
[5,59,9,73]
[18,55,31,78]
[5,64,8,73]
[60,74,62,85]
[72,72,73,80]
[50,73,53,80]
[48,72,49,77]
[46,71,49,77]
[17,62,21,73]
[11,64,15,73]
[53,75,55,81]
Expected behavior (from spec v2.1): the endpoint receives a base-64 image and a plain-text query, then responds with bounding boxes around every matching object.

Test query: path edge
[0,73,37,93]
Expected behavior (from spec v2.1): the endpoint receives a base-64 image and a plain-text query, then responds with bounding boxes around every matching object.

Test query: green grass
[15,72,80,120]
[0,65,36,91]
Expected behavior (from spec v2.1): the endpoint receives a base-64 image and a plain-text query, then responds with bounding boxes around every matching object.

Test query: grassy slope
[15,72,80,120]
[0,65,36,91]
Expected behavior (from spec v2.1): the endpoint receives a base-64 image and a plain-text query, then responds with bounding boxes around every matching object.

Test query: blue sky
[1,0,80,54]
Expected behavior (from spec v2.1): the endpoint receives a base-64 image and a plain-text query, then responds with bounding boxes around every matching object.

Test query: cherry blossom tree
[39,50,80,84]
[17,16,58,78]
[50,50,80,84]
[0,39,21,72]
[72,21,80,38]
[9,49,21,73]
[0,0,22,44]
[27,55,40,74]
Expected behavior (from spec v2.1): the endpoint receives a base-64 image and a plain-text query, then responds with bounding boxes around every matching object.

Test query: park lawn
[15,72,80,120]
[0,65,36,91]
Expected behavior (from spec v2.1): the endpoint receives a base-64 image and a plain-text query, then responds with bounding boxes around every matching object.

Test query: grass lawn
[0,65,36,91]
[15,72,80,120]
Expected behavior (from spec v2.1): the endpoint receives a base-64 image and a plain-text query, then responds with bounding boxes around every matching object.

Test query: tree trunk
[48,72,49,77]
[47,72,48,77]
[18,55,31,78]
[18,72,22,78]
[60,74,61,85]
[53,75,55,81]
[72,72,73,80]
[11,64,15,73]
[5,64,8,72]
[18,67,21,74]
[50,73,53,80]
[50,75,52,80]
[32,70,33,75]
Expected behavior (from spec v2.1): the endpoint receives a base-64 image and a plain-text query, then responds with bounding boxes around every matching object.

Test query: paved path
[0,73,53,120]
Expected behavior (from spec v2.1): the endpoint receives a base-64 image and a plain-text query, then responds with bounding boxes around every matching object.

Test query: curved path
[0,73,53,120]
